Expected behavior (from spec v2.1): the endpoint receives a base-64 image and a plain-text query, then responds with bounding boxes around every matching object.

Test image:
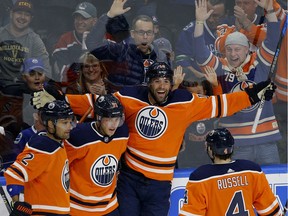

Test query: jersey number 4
[226,190,249,216]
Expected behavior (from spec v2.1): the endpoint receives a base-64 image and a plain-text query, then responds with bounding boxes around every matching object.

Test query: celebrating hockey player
[31,62,276,216]
[4,100,74,215]
[65,94,128,215]
[179,128,281,216]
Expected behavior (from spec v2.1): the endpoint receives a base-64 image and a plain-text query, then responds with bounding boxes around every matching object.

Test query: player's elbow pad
[6,185,24,198]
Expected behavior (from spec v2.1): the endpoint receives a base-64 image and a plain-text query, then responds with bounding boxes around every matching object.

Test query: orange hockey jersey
[66,86,251,181]
[4,132,70,215]
[179,160,281,216]
[65,121,128,216]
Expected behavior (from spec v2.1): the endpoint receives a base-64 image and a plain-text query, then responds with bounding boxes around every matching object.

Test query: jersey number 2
[226,191,249,216]
[21,153,34,166]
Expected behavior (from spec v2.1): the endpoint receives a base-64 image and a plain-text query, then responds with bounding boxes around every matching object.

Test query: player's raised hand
[107,0,131,18]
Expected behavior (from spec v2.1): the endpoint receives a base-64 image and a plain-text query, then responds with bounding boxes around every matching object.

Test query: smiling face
[148,77,172,105]
[10,10,32,32]
[225,44,249,68]
[82,60,102,83]
[74,14,97,35]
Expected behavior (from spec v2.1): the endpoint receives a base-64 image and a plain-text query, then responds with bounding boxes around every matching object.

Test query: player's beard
[148,88,169,105]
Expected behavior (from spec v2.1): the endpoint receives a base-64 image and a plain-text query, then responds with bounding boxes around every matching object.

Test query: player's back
[180,160,280,216]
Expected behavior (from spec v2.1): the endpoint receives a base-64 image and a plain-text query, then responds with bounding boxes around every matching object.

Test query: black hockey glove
[244,80,276,105]
[10,201,32,216]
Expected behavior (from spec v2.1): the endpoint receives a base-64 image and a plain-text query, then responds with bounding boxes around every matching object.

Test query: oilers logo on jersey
[91,154,117,187]
[230,80,259,113]
[136,106,168,139]
[61,159,70,193]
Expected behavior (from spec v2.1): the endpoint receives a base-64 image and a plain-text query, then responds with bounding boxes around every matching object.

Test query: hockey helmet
[206,128,234,156]
[94,94,124,118]
[41,100,74,126]
[146,62,173,83]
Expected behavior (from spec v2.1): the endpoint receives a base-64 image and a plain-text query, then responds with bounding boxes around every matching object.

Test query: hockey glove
[30,84,66,110]
[244,80,276,105]
[10,201,32,216]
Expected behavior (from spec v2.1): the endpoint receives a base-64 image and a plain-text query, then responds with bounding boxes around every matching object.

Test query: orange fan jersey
[66,86,251,181]
[4,132,70,215]
[179,159,281,216]
[65,121,128,216]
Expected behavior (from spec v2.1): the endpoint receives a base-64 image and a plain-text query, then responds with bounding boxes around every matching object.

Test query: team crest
[231,80,259,113]
[90,155,117,187]
[61,159,70,193]
[136,106,168,139]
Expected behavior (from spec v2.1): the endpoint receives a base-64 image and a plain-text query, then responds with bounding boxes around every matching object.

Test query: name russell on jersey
[217,175,248,190]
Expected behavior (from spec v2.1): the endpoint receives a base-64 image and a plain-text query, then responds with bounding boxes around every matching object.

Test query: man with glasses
[86,0,159,89]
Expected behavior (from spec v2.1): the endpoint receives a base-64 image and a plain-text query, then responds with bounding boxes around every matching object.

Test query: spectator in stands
[175,0,228,82]
[215,0,266,55]
[153,37,174,67]
[193,0,282,165]
[0,57,47,148]
[86,0,158,87]
[213,0,287,163]
[66,52,108,95]
[52,1,97,85]
[0,0,51,87]
[21,58,48,127]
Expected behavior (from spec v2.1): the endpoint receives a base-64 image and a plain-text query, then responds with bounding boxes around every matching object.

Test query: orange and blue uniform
[179,160,281,216]
[65,121,129,215]
[4,132,70,215]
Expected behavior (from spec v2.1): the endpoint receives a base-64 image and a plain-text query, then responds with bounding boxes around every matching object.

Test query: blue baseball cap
[22,58,46,73]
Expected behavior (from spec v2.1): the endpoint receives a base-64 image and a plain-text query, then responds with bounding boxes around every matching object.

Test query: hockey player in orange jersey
[65,94,128,216]
[179,128,281,216]
[31,61,276,216]
[4,100,75,215]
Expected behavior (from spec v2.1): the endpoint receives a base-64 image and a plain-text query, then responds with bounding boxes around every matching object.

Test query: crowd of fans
[0,0,287,172]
